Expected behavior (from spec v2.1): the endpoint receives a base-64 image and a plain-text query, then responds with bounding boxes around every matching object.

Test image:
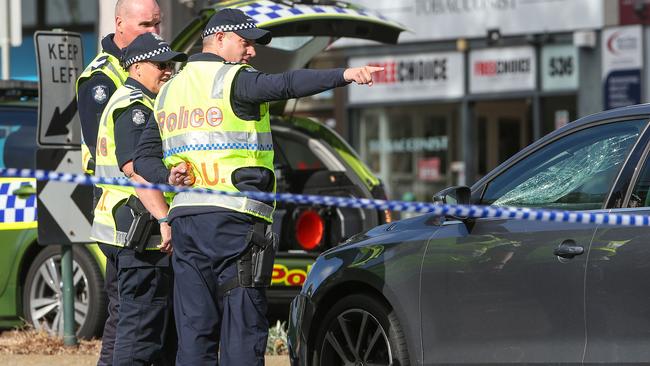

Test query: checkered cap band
[123,45,173,68]
[202,22,257,38]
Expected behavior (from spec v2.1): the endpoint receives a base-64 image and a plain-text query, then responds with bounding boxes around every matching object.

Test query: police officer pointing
[91,32,186,365]
[134,8,381,366]
[75,1,161,365]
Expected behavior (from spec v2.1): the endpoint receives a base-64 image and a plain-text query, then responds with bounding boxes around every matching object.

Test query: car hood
[172,0,406,73]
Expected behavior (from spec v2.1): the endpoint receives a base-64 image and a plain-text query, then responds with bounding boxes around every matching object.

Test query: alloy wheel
[319,308,393,366]
[27,255,90,336]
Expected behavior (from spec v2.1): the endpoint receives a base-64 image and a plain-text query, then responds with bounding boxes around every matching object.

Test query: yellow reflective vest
[155,61,275,223]
[76,51,128,175]
[90,84,161,248]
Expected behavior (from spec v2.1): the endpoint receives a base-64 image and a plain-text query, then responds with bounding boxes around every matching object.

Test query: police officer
[90,32,186,365]
[75,1,161,364]
[134,8,381,366]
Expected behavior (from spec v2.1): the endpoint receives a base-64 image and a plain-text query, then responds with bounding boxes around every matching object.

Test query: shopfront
[338,0,603,197]
[348,51,464,201]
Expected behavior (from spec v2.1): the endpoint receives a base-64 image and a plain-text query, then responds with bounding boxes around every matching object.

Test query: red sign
[418,157,441,182]
[620,0,650,25]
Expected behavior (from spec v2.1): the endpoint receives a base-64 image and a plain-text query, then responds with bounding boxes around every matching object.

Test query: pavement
[0,355,290,365]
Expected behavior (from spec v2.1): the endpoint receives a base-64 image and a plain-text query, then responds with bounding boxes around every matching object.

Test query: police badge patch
[92,85,108,104]
[132,109,146,125]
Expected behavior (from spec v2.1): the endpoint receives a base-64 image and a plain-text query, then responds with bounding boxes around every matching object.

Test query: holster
[236,222,278,289]
[124,196,155,253]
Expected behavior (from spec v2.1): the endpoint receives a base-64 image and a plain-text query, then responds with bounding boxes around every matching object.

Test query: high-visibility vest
[155,61,275,223]
[90,84,162,248]
[76,52,128,175]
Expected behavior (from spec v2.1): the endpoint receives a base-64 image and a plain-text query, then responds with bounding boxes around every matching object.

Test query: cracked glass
[482,119,647,210]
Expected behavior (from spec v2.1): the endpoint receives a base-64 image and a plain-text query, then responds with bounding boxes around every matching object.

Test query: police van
[1,0,403,337]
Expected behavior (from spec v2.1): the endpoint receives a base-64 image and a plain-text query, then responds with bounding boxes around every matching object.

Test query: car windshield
[0,107,37,169]
[482,119,647,210]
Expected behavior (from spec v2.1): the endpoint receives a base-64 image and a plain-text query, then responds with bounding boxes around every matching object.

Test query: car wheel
[312,293,410,366]
[22,245,106,339]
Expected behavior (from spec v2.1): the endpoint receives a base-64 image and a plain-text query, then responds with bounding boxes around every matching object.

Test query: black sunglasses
[149,61,173,70]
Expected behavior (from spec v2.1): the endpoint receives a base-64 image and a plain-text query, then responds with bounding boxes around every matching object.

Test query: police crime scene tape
[2,167,650,227]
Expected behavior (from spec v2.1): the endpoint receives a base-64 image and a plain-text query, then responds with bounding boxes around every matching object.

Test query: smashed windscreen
[482,119,647,210]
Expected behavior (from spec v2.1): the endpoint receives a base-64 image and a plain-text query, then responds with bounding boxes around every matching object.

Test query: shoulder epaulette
[90,55,110,71]
[129,88,144,102]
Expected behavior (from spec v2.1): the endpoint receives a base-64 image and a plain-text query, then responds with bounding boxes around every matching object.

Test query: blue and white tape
[2,168,649,227]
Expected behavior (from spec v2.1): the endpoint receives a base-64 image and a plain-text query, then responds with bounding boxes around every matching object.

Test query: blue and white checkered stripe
[0,180,37,223]
[236,0,399,27]
[2,168,650,227]
[163,143,275,158]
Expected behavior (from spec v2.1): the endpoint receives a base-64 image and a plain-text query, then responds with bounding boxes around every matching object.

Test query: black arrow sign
[45,99,77,136]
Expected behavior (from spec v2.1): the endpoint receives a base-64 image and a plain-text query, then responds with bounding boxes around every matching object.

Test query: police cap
[122,32,187,69]
[202,8,272,45]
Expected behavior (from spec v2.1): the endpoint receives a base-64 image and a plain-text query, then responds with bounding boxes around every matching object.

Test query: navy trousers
[171,212,269,366]
[98,243,119,366]
[99,243,177,366]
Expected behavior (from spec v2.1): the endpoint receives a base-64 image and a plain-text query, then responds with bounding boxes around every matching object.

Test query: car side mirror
[432,186,471,205]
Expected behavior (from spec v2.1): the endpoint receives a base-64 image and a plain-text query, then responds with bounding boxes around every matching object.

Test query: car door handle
[12,185,36,199]
[553,240,584,259]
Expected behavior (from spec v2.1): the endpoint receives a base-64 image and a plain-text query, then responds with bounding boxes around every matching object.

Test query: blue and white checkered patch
[0,180,37,224]
[236,0,398,27]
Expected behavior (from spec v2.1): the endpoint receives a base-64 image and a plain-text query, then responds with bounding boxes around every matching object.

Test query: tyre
[312,293,410,366]
[22,245,106,339]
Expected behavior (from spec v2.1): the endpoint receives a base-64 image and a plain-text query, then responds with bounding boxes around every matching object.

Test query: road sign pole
[61,244,77,346]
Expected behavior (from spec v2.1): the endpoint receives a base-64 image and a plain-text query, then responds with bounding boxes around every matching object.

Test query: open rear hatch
[172,0,405,72]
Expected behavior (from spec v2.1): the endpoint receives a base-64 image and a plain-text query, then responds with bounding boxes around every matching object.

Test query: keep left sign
[34,31,84,146]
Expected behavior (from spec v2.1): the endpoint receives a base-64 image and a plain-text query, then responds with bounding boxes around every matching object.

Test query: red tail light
[295,210,323,250]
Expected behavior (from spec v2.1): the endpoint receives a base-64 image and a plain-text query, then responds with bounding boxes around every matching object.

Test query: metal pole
[0,0,9,80]
[61,244,78,346]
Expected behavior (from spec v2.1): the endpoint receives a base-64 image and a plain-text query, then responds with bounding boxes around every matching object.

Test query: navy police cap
[202,8,272,45]
[122,32,187,69]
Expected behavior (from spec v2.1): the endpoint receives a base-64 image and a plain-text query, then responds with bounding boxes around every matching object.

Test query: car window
[482,119,647,210]
[274,134,323,171]
[0,107,37,169]
[628,150,650,208]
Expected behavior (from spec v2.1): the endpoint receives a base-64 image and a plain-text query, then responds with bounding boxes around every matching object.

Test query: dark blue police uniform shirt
[134,52,349,219]
[114,78,153,169]
[78,34,123,162]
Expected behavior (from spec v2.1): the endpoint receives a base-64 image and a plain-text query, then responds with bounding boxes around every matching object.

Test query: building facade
[311,0,647,203]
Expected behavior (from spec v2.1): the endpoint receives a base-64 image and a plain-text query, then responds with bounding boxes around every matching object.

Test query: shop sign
[469,46,535,94]
[602,25,643,110]
[348,52,464,105]
[368,136,448,153]
[338,0,602,43]
[418,157,441,182]
[541,45,578,91]
[619,0,650,25]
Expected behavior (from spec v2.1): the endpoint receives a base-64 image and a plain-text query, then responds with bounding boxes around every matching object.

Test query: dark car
[288,104,650,365]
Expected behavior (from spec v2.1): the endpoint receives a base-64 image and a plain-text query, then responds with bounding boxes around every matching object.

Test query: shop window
[498,118,521,163]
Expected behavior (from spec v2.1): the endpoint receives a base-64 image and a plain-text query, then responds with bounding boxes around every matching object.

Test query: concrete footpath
[0,355,290,365]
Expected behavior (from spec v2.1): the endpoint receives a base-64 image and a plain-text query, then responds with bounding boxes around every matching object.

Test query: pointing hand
[343,66,384,86]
